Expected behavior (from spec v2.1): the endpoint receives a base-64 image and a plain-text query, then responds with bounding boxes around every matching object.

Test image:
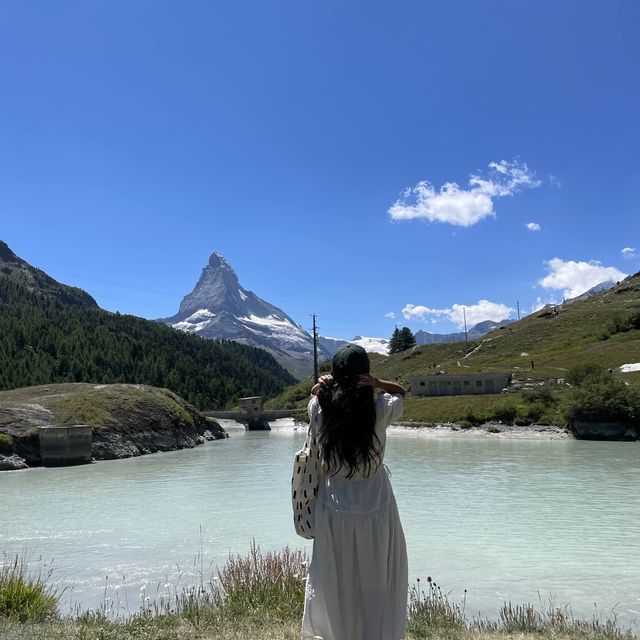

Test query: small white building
[411,372,512,397]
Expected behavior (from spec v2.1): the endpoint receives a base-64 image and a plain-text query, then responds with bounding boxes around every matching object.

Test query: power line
[48,268,183,297]
[311,314,319,382]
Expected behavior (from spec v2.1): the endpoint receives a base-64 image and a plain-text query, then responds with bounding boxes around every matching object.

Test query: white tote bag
[292,421,320,539]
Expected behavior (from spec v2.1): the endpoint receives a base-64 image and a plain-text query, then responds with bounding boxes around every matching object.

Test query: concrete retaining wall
[39,425,92,466]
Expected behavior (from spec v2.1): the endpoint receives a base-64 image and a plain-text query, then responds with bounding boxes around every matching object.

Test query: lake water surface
[1,420,639,629]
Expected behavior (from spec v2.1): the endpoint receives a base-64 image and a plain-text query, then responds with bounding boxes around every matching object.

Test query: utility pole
[312,314,319,382]
[516,300,521,321]
[463,307,468,342]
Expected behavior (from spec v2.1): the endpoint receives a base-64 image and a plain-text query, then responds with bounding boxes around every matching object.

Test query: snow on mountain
[348,336,390,355]
[158,252,330,379]
[565,280,618,303]
[319,335,390,357]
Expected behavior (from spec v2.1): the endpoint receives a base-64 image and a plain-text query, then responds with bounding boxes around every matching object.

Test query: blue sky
[1,0,638,339]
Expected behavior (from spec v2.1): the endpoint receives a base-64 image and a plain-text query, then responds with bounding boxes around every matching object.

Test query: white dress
[302,393,408,640]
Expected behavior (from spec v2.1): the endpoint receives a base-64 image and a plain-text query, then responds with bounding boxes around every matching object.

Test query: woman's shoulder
[375,392,404,425]
[307,395,321,421]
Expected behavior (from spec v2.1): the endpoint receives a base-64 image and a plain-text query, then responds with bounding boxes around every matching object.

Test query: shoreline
[388,421,573,440]
[277,417,574,440]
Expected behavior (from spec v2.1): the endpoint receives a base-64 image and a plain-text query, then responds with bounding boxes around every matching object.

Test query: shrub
[457,420,473,429]
[599,311,640,340]
[565,379,640,425]
[522,387,554,406]
[461,406,481,425]
[491,402,517,423]
[0,556,59,622]
[566,364,609,387]
[605,314,628,336]
[0,433,13,454]
[519,400,545,423]
[627,310,640,330]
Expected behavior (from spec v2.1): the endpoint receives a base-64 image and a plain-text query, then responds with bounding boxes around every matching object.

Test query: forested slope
[0,276,296,408]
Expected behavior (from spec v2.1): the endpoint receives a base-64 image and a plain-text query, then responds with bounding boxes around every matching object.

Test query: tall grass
[408,577,466,637]
[0,546,636,640]
[214,539,307,622]
[409,579,635,640]
[134,540,308,627]
[0,555,59,623]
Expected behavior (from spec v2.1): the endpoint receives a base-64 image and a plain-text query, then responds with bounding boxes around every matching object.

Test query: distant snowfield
[620,363,640,373]
[323,335,390,355]
[349,336,390,355]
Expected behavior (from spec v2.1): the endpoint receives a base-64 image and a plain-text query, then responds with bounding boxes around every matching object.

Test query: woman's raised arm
[357,374,406,397]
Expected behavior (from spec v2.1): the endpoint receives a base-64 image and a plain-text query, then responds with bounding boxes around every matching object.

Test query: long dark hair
[317,376,381,478]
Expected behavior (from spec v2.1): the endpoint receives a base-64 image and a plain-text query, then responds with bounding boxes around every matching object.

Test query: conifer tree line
[388,326,416,354]
[0,277,296,408]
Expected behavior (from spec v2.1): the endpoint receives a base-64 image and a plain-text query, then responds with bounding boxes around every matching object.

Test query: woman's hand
[358,374,406,397]
[318,374,333,387]
[311,374,334,396]
[356,374,379,388]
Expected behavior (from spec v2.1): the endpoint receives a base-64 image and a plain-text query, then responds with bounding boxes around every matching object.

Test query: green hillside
[373,272,640,384]
[269,272,640,425]
[0,276,296,409]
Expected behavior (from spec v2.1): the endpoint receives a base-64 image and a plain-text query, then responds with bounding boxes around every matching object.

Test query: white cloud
[526,222,541,231]
[531,296,560,313]
[388,160,541,227]
[539,258,628,299]
[622,247,638,259]
[402,300,514,329]
[384,311,396,319]
[549,175,563,188]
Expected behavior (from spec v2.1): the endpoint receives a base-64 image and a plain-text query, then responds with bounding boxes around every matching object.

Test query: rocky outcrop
[0,383,227,469]
[0,454,28,471]
[573,422,639,441]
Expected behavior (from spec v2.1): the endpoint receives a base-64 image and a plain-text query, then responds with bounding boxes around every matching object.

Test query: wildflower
[427,576,432,583]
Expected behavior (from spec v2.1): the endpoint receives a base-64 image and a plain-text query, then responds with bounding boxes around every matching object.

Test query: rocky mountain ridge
[414,319,514,345]
[0,239,97,308]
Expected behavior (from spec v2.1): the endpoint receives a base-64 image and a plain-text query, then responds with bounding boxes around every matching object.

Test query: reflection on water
[1,419,639,628]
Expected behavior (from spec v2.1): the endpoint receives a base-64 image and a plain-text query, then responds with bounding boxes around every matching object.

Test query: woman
[302,344,408,640]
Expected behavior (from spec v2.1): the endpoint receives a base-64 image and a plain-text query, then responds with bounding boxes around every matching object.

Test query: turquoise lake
[1,420,639,630]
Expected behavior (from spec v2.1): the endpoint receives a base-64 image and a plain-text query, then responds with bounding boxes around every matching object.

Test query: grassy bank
[0,383,226,468]
[266,377,568,427]
[1,545,636,640]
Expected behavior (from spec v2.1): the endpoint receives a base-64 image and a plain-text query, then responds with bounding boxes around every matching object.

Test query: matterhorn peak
[159,251,330,378]
[208,252,235,272]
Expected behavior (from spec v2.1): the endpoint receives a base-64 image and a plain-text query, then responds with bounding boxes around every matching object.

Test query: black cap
[332,344,370,380]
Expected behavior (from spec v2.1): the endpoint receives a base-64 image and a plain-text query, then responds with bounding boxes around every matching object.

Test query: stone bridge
[202,396,300,430]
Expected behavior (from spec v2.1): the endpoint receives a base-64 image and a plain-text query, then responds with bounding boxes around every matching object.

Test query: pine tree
[389,327,401,354]
[399,327,416,351]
